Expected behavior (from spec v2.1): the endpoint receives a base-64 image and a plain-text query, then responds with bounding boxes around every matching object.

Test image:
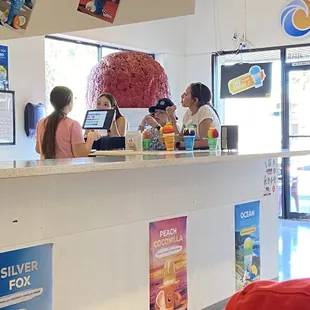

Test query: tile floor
[279,219,310,281]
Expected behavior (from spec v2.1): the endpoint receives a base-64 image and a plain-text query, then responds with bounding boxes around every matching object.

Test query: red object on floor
[78,0,119,23]
[225,279,310,310]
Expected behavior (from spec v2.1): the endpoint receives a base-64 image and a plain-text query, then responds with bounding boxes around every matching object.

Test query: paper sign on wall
[77,0,120,24]
[0,244,53,310]
[0,0,36,33]
[149,216,188,310]
[235,201,260,291]
[263,158,278,196]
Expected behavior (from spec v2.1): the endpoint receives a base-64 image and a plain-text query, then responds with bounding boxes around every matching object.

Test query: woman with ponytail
[167,82,221,149]
[36,86,100,159]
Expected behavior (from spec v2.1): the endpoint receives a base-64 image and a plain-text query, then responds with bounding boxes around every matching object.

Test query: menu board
[0,91,15,145]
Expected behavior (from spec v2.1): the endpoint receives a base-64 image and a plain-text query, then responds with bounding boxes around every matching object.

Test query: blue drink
[183,136,195,151]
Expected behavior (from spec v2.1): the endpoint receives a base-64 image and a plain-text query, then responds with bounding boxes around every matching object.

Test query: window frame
[45,35,155,61]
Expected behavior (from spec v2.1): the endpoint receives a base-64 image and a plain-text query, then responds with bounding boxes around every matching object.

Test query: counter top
[0,148,310,179]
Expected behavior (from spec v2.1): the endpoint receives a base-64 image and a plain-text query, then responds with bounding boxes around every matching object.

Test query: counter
[0,149,308,310]
[0,148,309,179]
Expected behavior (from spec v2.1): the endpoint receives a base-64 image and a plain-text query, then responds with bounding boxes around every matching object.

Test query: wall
[0,159,279,309]
[65,17,187,54]
[0,36,45,161]
[185,0,310,95]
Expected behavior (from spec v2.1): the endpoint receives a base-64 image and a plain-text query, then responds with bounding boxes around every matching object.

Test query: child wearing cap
[225,279,310,310]
[139,98,178,150]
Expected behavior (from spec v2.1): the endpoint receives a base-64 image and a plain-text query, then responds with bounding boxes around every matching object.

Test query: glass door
[284,63,310,219]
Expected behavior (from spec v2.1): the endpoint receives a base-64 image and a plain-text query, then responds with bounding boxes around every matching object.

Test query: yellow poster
[228,65,266,95]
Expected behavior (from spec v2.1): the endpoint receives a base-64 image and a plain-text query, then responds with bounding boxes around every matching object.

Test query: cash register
[82,109,125,150]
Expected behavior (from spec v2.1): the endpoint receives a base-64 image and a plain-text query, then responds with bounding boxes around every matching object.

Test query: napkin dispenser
[221,125,238,151]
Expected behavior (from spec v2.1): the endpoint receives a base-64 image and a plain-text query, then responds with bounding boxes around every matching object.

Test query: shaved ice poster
[220,62,272,99]
[0,244,53,309]
[0,0,36,33]
[149,216,187,310]
[235,201,260,291]
[77,0,120,24]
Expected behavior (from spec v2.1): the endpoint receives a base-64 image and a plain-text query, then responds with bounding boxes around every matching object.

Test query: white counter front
[0,149,307,310]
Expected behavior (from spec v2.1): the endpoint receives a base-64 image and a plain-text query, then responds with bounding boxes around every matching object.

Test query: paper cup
[207,138,218,151]
[143,139,151,150]
[183,136,195,151]
[163,133,175,151]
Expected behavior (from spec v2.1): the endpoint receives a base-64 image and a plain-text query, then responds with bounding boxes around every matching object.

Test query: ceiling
[0,0,195,41]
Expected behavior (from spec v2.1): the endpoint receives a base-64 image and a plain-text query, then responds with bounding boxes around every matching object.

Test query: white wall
[185,0,310,91]
[0,159,279,309]
[0,37,45,161]
[65,17,187,54]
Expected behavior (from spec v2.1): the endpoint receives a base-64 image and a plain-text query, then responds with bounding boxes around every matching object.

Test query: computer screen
[82,110,115,130]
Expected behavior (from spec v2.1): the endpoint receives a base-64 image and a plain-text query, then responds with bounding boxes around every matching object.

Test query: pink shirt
[36,117,85,159]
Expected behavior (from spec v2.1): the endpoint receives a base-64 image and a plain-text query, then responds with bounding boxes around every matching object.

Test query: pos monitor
[82,109,115,130]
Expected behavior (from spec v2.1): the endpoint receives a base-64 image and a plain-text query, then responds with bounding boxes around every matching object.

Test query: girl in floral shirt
[139,98,178,150]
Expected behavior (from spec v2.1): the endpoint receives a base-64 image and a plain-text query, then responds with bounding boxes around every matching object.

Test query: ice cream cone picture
[150,217,188,310]
[155,260,180,310]
[228,65,266,95]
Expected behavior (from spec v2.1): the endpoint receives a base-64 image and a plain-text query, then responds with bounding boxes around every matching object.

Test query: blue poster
[0,244,52,309]
[235,201,260,291]
[0,45,8,90]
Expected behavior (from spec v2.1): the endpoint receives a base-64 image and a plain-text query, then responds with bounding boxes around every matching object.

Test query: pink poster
[149,216,187,310]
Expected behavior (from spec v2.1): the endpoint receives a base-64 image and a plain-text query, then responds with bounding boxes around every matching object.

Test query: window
[214,50,282,152]
[45,37,155,125]
[45,38,99,124]
[101,46,121,58]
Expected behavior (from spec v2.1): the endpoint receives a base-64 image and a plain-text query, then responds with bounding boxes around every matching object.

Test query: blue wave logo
[280,0,310,38]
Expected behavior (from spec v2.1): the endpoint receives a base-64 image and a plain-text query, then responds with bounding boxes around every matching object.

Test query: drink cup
[143,139,151,150]
[207,138,218,151]
[163,133,175,151]
[183,136,195,151]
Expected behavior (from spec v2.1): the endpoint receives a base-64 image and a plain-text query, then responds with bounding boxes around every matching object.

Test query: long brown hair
[190,82,220,121]
[42,86,73,159]
[98,93,123,120]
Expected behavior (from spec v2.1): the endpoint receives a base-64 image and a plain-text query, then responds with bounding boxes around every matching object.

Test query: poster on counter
[220,62,272,99]
[0,0,36,33]
[77,0,120,24]
[0,244,53,310]
[263,158,278,196]
[149,216,187,310]
[235,201,260,291]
